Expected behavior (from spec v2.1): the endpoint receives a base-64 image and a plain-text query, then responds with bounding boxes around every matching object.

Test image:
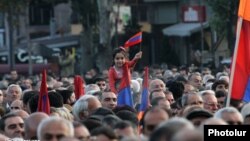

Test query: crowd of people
[0,47,249,141]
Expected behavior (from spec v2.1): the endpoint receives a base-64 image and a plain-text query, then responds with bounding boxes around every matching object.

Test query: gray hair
[7,84,22,95]
[150,117,194,141]
[181,92,201,107]
[199,90,215,97]
[214,106,243,121]
[188,72,201,81]
[121,136,141,141]
[85,84,100,94]
[149,79,166,92]
[37,116,74,140]
[181,94,189,107]
[72,95,97,120]
[158,117,194,130]
[171,128,203,141]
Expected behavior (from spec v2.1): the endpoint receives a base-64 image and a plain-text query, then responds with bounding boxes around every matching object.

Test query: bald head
[24,112,49,140]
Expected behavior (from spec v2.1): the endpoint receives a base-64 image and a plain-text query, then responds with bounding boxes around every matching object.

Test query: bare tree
[95,0,115,70]
[0,0,30,70]
[71,0,99,74]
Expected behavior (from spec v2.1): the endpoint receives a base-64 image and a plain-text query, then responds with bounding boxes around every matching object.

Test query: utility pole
[26,3,33,76]
[115,0,120,48]
[8,6,15,70]
[227,1,233,55]
[199,0,204,69]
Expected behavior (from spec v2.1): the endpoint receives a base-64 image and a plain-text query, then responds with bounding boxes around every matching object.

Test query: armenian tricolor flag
[228,0,250,104]
[124,32,142,48]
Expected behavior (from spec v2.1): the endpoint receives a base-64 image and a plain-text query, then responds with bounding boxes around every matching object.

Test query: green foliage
[207,0,239,36]
[71,0,98,28]
[0,0,68,12]
[0,0,30,27]
[0,0,30,13]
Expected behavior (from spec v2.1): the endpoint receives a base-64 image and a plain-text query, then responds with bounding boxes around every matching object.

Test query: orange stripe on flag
[238,0,250,21]
[137,111,144,121]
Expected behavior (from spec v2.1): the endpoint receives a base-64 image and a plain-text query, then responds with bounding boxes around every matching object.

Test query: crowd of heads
[0,61,249,141]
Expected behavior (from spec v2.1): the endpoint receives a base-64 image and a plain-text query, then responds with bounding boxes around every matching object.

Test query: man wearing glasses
[200,90,218,113]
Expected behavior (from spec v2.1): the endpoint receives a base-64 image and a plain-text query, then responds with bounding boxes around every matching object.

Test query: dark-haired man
[95,77,107,92]
[101,91,117,110]
[0,113,24,138]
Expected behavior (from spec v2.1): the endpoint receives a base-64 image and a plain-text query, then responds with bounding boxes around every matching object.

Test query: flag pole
[226,17,243,107]
[139,31,142,51]
[139,42,142,51]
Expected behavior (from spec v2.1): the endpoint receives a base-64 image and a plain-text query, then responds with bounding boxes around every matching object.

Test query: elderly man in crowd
[72,95,101,121]
[200,90,218,113]
[149,79,166,93]
[37,116,74,141]
[3,84,22,112]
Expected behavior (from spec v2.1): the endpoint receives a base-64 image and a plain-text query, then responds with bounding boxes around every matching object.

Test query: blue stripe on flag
[243,78,250,102]
[129,35,142,42]
[139,88,148,111]
[117,86,134,107]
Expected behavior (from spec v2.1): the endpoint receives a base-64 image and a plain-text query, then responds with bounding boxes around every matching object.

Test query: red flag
[228,0,250,104]
[124,32,142,48]
[38,69,50,114]
[74,75,84,100]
